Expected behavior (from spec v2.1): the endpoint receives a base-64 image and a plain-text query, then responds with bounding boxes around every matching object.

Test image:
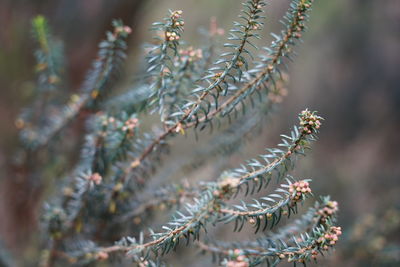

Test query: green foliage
[14,0,341,266]
[18,19,130,149]
[200,197,340,266]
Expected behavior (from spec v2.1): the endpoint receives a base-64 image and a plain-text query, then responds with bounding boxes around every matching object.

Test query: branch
[87,110,322,258]
[120,0,314,182]
[198,197,341,266]
[18,20,131,150]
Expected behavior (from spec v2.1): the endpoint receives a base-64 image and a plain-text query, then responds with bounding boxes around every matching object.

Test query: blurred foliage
[338,207,400,266]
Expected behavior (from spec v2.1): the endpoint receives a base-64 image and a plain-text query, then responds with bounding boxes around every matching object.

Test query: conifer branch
[15,0,341,265]
[198,198,341,266]
[83,110,324,259]
[31,15,64,93]
[184,0,315,125]
[121,0,314,181]
[18,20,131,149]
[147,10,185,119]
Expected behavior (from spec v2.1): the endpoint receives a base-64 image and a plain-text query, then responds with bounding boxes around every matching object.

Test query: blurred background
[0,0,399,266]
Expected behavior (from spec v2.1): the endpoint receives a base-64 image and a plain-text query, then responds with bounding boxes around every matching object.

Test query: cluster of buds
[310,250,319,260]
[171,10,183,20]
[111,21,132,39]
[317,200,339,218]
[166,31,180,41]
[299,109,322,134]
[294,23,305,37]
[166,10,184,41]
[226,249,249,267]
[300,1,313,13]
[247,1,265,31]
[317,226,342,249]
[289,180,312,203]
[249,21,262,31]
[87,172,102,186]
[178,46,203,62]
[122,117,139,135]
[290,1,313,40]
[114,25,132,35]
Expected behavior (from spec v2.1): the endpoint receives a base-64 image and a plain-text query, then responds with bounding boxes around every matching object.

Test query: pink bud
[124,26,132,34]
